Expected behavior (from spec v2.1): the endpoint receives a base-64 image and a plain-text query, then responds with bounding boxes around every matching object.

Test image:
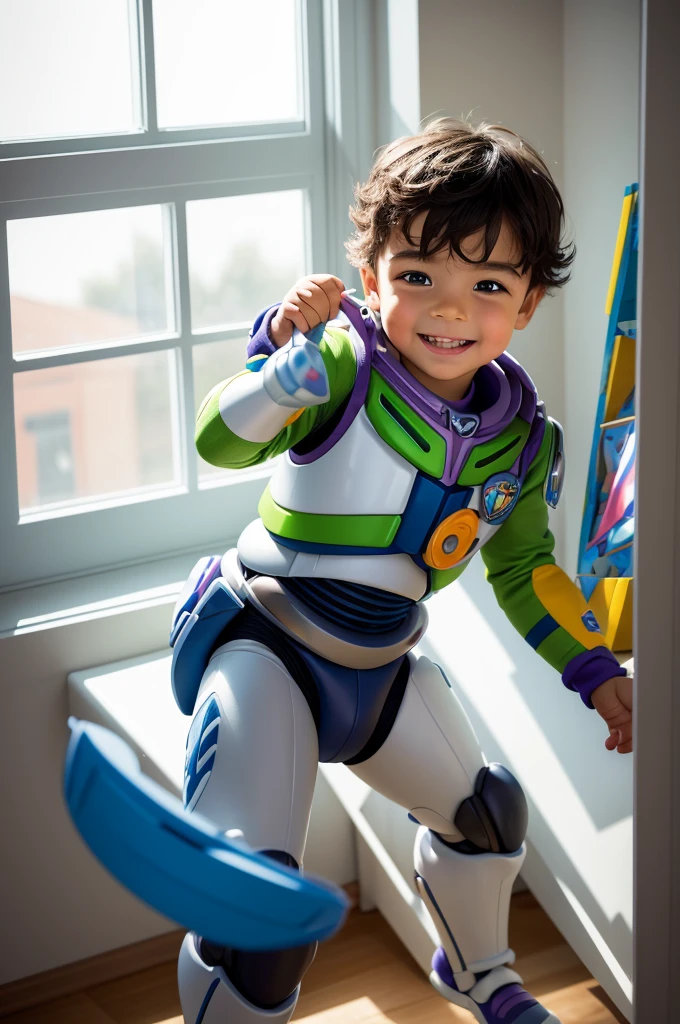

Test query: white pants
[177,639,524,1023]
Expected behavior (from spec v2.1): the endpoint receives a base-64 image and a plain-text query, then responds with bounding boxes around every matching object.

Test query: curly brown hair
[346,117,574,291]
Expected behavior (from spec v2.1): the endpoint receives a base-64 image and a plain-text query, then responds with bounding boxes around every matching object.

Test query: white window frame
[0,0,372,592]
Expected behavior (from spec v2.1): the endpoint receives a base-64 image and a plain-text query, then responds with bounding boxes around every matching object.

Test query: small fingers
[297,286,328,323]
[297,282,338,325]
[269,309,294,347]
[313,276,346,320]
[308,274,345,295]
[605,723,633,753]
[605,729,621,751]
[275,275,346,347]
[285,275,346,328]
[617,721,633,749]
[280,300,313,334]
[599,705,631,730]
[294,290,330,330]
[617,674,634,713]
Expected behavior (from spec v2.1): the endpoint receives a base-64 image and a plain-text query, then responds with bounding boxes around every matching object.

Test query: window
[0,0,368,591]
[24,411,76,506]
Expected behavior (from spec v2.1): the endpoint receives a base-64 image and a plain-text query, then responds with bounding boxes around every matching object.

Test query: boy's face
[359,215,544,402]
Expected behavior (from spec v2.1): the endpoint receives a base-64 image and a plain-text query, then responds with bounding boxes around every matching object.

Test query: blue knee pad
[198,851,318,1010]
[453,764,528,854]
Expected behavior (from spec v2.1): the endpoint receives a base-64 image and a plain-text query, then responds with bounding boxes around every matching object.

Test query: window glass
[0,0,141,143]
[187,189,305,332]
[153,0,301,130]
[14,350,179,514]
[193,336,250,483]
[23,411,76,506]
[9,206,174,355]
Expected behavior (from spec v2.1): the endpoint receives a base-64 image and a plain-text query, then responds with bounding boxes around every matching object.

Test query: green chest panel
[365,371,446,477]
[457,416,532,485]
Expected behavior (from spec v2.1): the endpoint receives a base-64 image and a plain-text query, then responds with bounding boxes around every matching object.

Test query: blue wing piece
[171,575,245,716]
[64,719,348,950]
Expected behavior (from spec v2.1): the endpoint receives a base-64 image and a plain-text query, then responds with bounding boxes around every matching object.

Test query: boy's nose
[430,299,468,321]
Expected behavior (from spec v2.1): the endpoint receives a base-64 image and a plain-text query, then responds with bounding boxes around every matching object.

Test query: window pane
[187,190,305,333]
[154,0,301,130]
[0,0,141,143]
[193,336,249,483]
[9,206,174,356]
[14,351,179,514]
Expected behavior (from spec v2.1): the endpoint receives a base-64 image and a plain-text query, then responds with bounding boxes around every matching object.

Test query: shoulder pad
[543,416,565,508]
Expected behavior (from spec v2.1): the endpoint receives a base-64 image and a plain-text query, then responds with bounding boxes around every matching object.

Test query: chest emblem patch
[450,411,480,437]
[482,472,521,524]
[581,610,602,633]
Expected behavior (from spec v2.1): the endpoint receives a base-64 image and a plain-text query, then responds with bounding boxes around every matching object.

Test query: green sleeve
[194,326,357,470]
[480,420,599,675]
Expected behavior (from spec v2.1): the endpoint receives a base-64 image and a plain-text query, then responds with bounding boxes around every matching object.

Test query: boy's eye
[474,280,507,294]
[400,271,432,286]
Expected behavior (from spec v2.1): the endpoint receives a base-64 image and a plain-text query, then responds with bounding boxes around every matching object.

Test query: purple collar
[291,299,542,483]
[367,314,535,485]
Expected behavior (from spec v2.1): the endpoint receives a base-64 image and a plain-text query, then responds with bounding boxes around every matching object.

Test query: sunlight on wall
[557,877,633,1002]
[424,584,632,931]
[15,584,182,633]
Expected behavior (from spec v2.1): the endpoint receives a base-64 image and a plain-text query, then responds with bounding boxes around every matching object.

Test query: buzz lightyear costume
[172,298,626,1024]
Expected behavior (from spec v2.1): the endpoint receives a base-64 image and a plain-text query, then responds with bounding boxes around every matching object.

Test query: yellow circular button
[424,509,479,570]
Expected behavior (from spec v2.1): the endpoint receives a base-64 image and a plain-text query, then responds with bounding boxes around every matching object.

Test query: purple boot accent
[432,945,455,987]
[431,947,559,1024]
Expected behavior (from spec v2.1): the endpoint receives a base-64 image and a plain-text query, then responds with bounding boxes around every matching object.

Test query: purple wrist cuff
[562,647,627,708]
[247,305,279,361]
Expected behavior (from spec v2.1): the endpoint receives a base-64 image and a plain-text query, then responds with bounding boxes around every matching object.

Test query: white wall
[0,595,181,984]
[417,0,566,426]
[413,0,566,561]
[562,0,641,573]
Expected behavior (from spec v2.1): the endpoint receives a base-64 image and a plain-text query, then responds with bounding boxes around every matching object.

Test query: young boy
[181,119,633,1024]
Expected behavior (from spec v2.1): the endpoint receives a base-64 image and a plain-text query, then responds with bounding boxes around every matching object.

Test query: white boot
[415,829,561,1023]
[178,933,299,1024]
[415,826,525,984]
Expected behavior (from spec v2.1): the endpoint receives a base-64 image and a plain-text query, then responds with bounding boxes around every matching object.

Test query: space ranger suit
[171,298,626,1024]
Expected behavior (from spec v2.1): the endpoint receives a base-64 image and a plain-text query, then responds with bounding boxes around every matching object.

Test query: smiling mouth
[418,334,477,351]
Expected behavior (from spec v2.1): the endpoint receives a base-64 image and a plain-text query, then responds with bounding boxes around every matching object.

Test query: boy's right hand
[269,274,346,347]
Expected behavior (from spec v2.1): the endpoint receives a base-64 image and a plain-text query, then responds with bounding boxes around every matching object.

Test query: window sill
[0,545,213,640]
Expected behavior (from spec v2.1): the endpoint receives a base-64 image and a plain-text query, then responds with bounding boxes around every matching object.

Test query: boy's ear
[360,265,381,310]
[514,284,545,330]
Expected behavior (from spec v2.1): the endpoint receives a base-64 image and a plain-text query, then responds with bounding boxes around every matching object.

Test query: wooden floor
[0,893,628,1024]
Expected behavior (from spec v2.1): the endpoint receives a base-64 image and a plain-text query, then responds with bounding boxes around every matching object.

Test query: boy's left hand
[590,675,633,754]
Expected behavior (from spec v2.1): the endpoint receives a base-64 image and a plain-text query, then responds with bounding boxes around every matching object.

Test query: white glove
[262,323,330,409]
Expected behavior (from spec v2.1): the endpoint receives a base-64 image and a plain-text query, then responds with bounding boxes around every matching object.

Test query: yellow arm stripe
[283,407,306,427]
[531,564,606,650]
